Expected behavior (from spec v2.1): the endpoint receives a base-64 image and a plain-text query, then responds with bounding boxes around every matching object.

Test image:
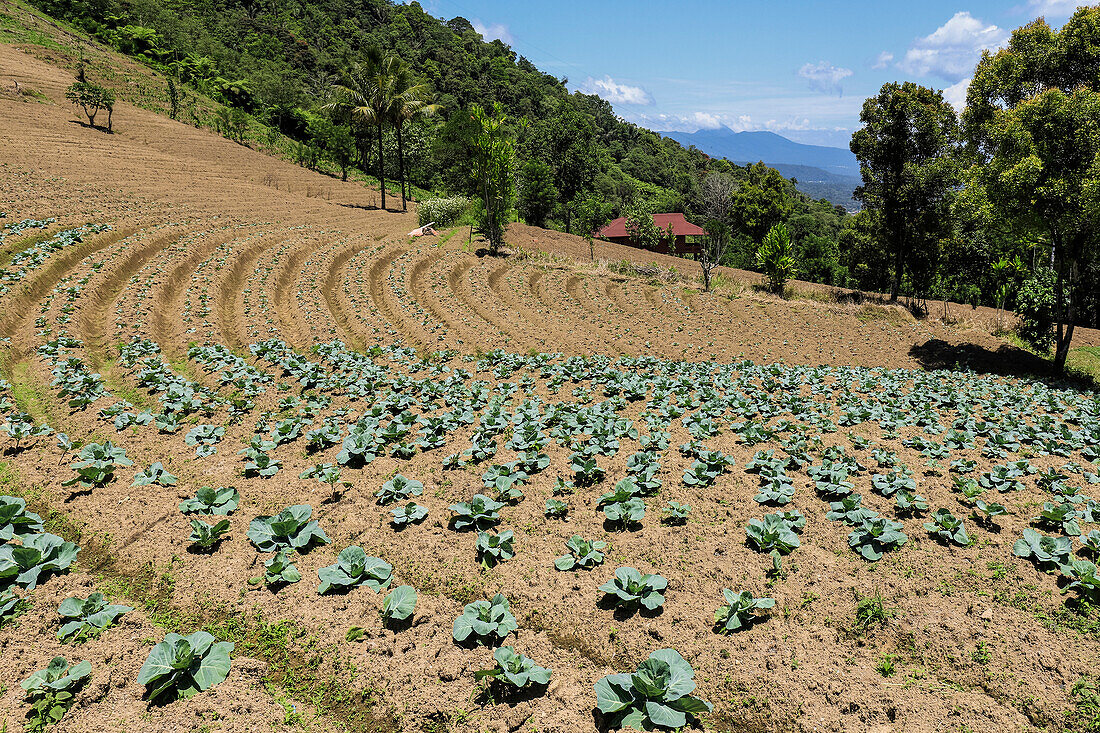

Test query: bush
[517,159,557,228]
[1015,267,1056,351]
[756,222,797,295]
[65,82,115,131]
[417,196,469,227]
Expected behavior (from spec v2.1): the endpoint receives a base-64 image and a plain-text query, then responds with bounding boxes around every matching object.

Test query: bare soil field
[2,21,1100,733]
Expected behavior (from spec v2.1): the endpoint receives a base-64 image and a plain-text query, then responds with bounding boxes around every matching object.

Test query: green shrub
[1015,267,1056,351]
[417,196,469,227]
[756,222,797,295]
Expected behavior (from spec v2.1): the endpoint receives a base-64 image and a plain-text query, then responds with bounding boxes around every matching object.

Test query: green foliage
[0,587,28,629]
[187,518,230,551]
[136,631,233,702]
[746,513,800,555]
[475,529,514,569]
[594,648,712,731]
[65,81,115,130]
[390,502,428,527]
[0,533,80,590]
[517,159,557,228]
[247,505,330,553]
[0,495,43,541]
[417,196,469,227]
[261,549,301,587]
[317,547,392,594]
[623,198,661,251]
[178,486,239,516]
[448,494,503,531]
[475,646,551,689]
[1013,528,1073,572]
[376,474,423,505]
[452,593,517,645]
[469,103,515,255]
[63,441,131,490]
[21,656,91,733]
[1015,267,1056,351]
[923,509,970,546]
[380,585,417,623]
[714,589,774,634]
[756,222,797,295]
[57,592,131,642]
[598,567,667,611]
[554,535,607,571]
[848,517,907,561]
[132,461,177,487]
[662,501,690,525]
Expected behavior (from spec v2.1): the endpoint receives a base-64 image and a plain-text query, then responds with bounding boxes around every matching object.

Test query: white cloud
[1028,0,1081,16]
[899,12,1008,82]
[798,61,854,96]
[580,76,654,106]
[471,19,513,45]
[942,78,971,111]
[872,51,894,69]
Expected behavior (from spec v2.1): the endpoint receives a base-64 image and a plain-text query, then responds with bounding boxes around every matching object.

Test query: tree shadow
[908,338,1099,389]
[68,119,113,134]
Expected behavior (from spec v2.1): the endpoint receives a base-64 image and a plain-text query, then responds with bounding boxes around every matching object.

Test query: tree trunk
[396,123,408,212]
[107,107,112,133]
[1052,244,1076,375]
[377,123,386,211]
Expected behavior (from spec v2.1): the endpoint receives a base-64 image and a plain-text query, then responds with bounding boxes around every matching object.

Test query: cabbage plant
[247,505,329,553]
[261,549,301,586]
[136,631,233,701]
[0,495,43,541]
[21,656,92,732]
[452,593,517,645]
[598,567,667,611]
[594,648,712,731]
[848,517,908,561]
[133,462,177,487]
[476,530,514,569]
[317,547,392,594]
[178,486,239,515]
[745,514,800,555]
[391,502,428,527]
[381,585,417,622]
[376,474,424,505]
[923,509,970,546]
[449,494,503,531]
[475,646,551,689]
[554,535,607,571]
[0,533,80,589]
[57,592,131,642]
[714,589,774,633]
[188,518,230,550]
[1013,528,1072,572]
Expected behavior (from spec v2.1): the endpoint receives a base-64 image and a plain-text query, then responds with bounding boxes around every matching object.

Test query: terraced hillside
[3,33,1100,733]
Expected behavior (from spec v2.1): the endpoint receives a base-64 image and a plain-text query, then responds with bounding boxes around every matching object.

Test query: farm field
[3,30,1100,733]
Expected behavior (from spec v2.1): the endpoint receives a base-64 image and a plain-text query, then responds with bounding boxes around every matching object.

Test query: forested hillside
[27,0,849,275]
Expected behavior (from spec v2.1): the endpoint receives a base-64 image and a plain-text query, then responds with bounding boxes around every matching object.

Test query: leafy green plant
[923,509,970,546]
[848,517,908,561]
[376,474,424,505]
[571,453,605,486]
[714,589,774,633]
[179,486,239,515]
[746,514,800,555]
[662,501,690,525]
[756,222,797,295]
[0,496,43,541]
[475,646,551,689]
[317,547,392,594]
[594,648,712,731]
[260,549,301,587]
[598,567,667,611]
[554,535,607,571]
[21,656,92,733]
[476,530,515,569]
[136,631,233,701]
[57,592,131,642]
[188,518,230,551]
[133,462,177,487]
[63,441,131,490]
[449,494,504,531]
[0,533,80,589]
[1013,528,1073,572]
[452,593,518,645]
[390,502,428,527]
[0,587,27,628]
[544,498,568,518]
[826,494,878,525]
[247,505,329,553]
[380,585,417,623]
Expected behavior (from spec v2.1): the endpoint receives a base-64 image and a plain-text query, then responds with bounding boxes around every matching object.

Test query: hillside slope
[2,25,1100,733]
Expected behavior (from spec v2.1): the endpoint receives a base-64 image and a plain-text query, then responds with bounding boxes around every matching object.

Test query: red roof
[597,212,706,239]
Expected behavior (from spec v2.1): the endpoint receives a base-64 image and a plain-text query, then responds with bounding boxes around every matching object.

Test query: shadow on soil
[909,338,1099,390]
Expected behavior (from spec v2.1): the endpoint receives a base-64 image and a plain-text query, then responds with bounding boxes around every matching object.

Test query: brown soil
[2,25,1100,733]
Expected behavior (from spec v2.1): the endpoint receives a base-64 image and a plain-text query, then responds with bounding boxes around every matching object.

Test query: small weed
[876,653,898,677]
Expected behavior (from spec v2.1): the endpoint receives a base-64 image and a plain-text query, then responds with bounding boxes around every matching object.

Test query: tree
[576,195,611,261]
[757,223,797,296]
[326,48,392,210]
[699,172,735,291]
[65,81,115,132]
[730,163,790,243]
[387,57,440,211]
[623,199,660,251]
[850,82,960,301]
[469,103,515,256]
[964,8,1100,372]
[517,159,558,228]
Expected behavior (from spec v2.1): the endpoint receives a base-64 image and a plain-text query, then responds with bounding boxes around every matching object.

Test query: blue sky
[409,0,1084,148]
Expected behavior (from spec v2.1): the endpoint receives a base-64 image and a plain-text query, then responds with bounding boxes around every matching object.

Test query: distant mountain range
[658,128,862,210]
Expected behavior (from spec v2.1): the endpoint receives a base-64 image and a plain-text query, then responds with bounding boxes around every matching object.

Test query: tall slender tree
[387,58,441,211]
[325,47,392,210]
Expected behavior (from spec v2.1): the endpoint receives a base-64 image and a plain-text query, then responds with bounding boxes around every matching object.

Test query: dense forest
[29,0,1100,368]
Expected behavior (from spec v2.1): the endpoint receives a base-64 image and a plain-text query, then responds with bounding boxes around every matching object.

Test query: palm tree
[386,59,441,211]
[325,47,392,210]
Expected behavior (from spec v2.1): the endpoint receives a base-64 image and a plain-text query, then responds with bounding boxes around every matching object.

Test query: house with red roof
[596,212,706,255]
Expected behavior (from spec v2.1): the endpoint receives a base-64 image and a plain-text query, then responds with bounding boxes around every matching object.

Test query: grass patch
[1067,676,1100,732]
[98,358,153,410]
[4,359,52,425]
[1004,333,1100,391]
